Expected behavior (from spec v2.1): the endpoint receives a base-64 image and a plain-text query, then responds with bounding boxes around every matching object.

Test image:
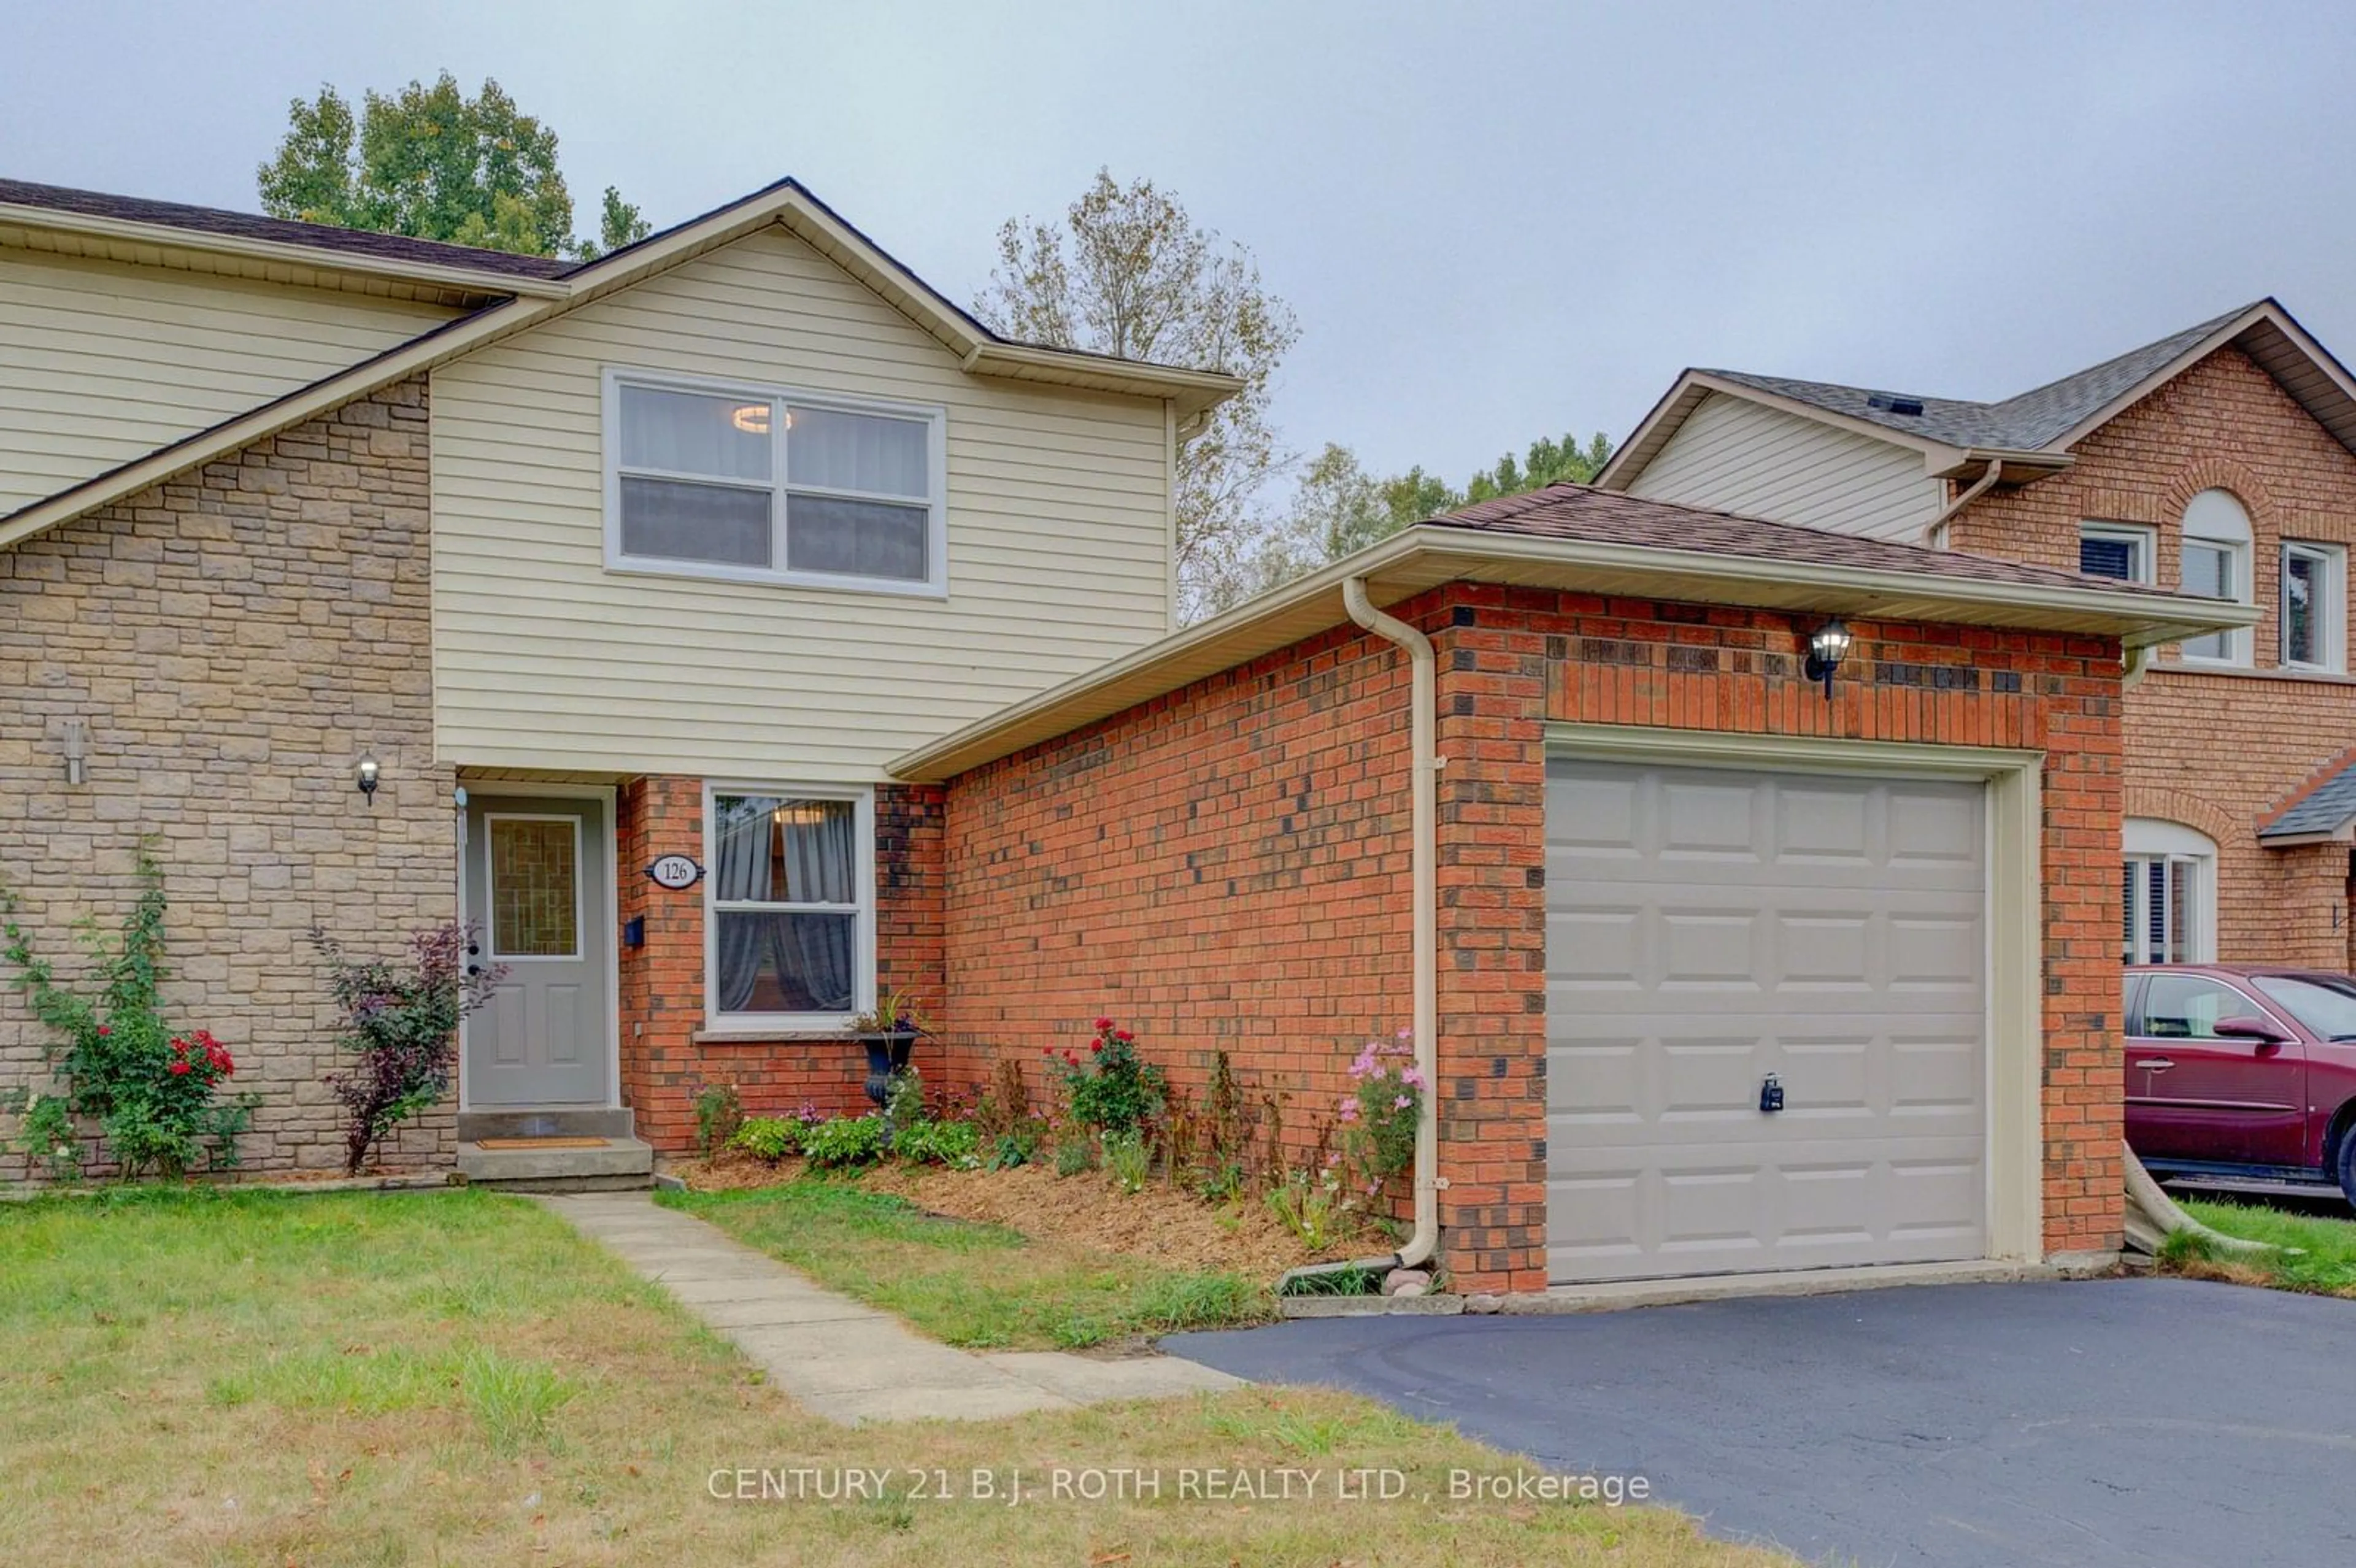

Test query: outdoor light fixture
[356,751,381,805]
[60,719,87,786]
[1802,617,1852,701]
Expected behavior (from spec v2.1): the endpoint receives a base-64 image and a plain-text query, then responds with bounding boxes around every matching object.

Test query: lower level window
[709,789,873,1023]
[2122,818,2217,964]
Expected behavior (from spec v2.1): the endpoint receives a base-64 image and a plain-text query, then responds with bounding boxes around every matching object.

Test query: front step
[456,1107,637,1142]
[458,1133,655,1193]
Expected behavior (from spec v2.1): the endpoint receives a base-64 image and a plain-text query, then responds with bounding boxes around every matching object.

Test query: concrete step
[456,1107,636,1142]
[458,1135,654,1192]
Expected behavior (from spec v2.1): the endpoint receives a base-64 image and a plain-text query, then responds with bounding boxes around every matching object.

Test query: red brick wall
[942,582,2128,1292]
[1950,345,2356,964]
[615,776,945,1150]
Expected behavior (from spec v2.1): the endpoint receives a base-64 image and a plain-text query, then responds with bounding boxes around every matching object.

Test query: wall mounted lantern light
[1802,618,1852,701]
[356,751,381,805]
[61,719,88,786]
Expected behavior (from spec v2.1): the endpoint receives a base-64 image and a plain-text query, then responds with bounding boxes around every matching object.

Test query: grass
[2167,1195,2356,1295]
[666,1177,1276,1348]
[0,1184,1788,1566]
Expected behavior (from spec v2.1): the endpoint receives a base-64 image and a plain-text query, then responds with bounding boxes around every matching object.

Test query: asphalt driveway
[1166,1277,2356,1567]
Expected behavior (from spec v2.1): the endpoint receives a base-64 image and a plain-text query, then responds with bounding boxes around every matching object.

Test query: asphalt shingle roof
[2261,752,2356,840]
[1703,304,2259,451]
[1426,483,2187,599]
[0,177,580,282]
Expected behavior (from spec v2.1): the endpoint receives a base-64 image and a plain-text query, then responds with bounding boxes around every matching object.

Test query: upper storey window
[2177,489,2252,666]
[604,370,946,596]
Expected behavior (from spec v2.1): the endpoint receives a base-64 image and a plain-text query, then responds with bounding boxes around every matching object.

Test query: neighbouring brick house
[1599,299,2356,972]
[0,174,2245,1296]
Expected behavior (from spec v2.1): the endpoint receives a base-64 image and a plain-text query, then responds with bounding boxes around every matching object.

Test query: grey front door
[1545,758,1988,1284]
[463,794,612,1107]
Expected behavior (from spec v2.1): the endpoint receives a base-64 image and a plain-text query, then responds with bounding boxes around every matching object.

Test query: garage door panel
[1546,758,1988,1285]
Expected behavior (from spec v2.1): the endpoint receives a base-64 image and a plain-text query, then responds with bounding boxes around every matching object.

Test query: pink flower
[1400,1067,1426,1090]
[94,1026,110,1037]
[1393,1094,1413,1110]
[1339,1099,1360,1123]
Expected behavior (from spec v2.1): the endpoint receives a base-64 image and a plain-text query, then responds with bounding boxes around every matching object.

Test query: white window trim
[2122,818,2216,964]
[482,812,586,962]
[2179,491,2254,667]
[2281,540,2346,674]
[703,782,878,1031]
[2077,521,2157,585]
[602,366,950,599]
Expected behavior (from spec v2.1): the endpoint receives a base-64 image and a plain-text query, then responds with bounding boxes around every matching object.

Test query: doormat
[472,1137,610,1150]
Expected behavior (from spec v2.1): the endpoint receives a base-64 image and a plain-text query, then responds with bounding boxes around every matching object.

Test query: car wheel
[2336,1124,2356,1212]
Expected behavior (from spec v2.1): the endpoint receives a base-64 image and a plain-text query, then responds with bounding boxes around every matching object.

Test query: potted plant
[847,985,934,1106]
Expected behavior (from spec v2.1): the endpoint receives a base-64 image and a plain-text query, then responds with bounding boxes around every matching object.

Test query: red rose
[1042,1047,1055,1057]
[1115,1029,1134,1043]
[95,1026,110,1037]
[1090,1040,1104,1054]
[1064,1051,1080,1066]
[1093,1017,1114,1031]
[171,1040,187,1055]
[168,1060,191,1077]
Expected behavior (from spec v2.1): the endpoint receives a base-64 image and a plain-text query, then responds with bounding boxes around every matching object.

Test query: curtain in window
[779,804,857,1012]
[712,797,771,1012]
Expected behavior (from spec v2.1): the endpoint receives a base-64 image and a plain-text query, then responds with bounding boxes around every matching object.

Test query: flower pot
[855,1029,920,1106]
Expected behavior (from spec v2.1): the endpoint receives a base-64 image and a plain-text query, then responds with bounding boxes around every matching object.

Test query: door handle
[2133,1057,2175,1072]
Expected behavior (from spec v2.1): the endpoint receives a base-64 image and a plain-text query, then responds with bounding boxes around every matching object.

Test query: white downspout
[1925,458,2006,548]
[1342,576,1439,1272]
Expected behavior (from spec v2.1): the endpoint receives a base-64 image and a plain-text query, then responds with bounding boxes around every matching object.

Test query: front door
[463,794,612,1107]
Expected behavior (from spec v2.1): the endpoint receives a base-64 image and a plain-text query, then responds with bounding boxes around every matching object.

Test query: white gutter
[1924,458,2009,548]
[1342,576,1439,1274]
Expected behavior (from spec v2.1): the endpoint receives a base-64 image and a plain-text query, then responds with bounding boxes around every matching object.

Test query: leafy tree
[257,72,647,261]
[976,169,1298,621]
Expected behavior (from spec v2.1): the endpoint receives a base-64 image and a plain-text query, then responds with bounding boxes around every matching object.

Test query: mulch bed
[668,1151,1374,1279]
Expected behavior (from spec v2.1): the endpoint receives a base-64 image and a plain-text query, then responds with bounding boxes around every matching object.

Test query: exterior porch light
[356,751,381,805]
[1803,618,1852,700]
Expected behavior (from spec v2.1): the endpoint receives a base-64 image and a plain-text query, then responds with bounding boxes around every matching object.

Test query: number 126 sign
[645,855,703,891]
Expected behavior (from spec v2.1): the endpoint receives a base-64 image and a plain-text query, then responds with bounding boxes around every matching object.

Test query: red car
[2124,964,2356,1204]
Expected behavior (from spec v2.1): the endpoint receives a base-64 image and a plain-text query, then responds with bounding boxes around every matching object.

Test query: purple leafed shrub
[312,922,506,1174]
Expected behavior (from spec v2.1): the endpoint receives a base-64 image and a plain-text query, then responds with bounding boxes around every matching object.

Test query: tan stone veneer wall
[0,377,454,1178]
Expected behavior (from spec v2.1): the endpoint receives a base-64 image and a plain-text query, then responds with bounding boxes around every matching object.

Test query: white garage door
[1546,757,1987,1284]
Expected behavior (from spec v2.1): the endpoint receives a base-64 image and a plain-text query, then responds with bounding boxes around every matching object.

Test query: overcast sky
[10,1,2356,493]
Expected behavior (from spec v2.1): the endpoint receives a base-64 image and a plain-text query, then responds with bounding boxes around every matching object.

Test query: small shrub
[1048,1016,1166,1137]
[730,1116,801,1163]
[801,1113,886,1170]
[883,1064,926,1129]
[1053,1138,1095,1178]
[1206,1048,1248,1169]
[974,1052,1031,1142]
[988,1128,1039,1170]
[314,921,505,1174]
[0,843,259,1179]
[1266,1168,1345,1251]
[1339,1029,1423,1195]
[895,1118,982,1170]
[1101,1128,1152,1194]
[692,1082,744,1159]
[1195,1158,1246,1203]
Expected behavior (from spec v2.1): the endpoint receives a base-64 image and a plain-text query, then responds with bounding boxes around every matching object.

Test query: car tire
[2336,1123,2356,1212]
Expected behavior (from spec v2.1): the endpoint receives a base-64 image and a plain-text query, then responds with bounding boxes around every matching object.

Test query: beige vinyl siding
[1625,391,1942,541]
[429,223,1172,780]
[0,248,458,512]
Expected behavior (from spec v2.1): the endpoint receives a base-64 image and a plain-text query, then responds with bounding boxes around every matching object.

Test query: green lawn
[663,1179,1275,1348]
[0,1185,1789,1566]
[2171,1196,2356,1295]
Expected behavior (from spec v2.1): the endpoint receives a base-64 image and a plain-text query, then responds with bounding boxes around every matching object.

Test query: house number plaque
[645,854,704,891]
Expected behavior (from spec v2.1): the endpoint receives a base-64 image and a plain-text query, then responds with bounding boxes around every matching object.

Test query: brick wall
[1952,345,2356,964]
[0,379,453,1177]
[943,582,2128,1292]
[616,777,945,1150]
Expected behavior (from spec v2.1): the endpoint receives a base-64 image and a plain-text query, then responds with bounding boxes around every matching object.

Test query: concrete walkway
[536,1191,1241,1425]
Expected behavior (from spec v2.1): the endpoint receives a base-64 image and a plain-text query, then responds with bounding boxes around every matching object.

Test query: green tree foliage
[976,169,1299,621]
[257,72,647,261]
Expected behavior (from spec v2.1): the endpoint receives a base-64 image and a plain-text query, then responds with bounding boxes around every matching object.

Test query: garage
[1545,755,1992,1284]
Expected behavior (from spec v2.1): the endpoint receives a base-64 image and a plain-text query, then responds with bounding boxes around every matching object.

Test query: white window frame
[2280,540,2346,674]
[2077,521,2157,585]
[602,367,949,599]
[703,782,877,1031]
[2177,490,2254,667]
[2122,818,2216,964]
